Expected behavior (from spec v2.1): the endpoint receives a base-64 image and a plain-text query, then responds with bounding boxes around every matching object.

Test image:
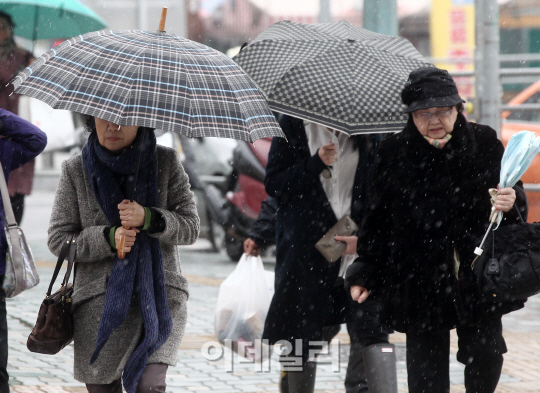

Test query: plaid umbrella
[11,30,284,142]
[233,20,432,134]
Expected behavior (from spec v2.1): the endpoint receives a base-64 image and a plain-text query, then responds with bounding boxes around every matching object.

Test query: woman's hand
[334,235,358,255]
[318,142,337,166]
[494,187,516,213]
[350,285,370,303]
[118,199,145,227]
[243,238,261,256]
[115,227,140,254]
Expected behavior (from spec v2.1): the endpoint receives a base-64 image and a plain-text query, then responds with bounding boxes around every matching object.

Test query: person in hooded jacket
[345,67,528,393]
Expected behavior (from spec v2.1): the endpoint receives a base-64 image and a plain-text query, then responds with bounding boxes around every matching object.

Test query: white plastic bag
[215,254,274,361]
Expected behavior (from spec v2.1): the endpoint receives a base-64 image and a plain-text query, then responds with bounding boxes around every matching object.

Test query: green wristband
[141,207,152,231]
[109,226,117,250]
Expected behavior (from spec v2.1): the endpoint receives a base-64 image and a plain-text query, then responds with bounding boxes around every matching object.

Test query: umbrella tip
[158,7,168,32]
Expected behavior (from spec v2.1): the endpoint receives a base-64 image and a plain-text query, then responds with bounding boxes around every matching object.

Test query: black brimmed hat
[401,67,465,113]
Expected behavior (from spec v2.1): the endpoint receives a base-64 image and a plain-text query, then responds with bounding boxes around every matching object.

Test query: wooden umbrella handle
[158,7,168,32]
[117,225,131,259]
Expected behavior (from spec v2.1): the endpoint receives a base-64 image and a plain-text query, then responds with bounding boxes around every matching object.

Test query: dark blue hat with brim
[401,67,465,113]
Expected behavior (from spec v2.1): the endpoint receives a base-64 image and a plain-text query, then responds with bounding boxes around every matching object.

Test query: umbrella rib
[11,29,284,141]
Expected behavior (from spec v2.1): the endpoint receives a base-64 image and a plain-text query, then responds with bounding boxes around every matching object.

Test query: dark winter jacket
[249,196,277,248]
[0,109,47,274]
[345,113,528,333]
[263,115,381,349]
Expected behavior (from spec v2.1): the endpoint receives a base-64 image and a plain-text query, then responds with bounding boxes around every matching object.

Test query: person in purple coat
[0,11,36,225]
[0,109,46,392]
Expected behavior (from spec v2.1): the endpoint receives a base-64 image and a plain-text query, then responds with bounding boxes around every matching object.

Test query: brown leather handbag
[27,232,78,354]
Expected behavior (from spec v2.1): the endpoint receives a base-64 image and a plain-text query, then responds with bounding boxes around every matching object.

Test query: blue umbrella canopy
[0,0,107,41]
[500,131,540,189]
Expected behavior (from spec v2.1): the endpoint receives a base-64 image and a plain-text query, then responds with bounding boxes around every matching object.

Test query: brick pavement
[6,191,540,393]
[8,257,540,393]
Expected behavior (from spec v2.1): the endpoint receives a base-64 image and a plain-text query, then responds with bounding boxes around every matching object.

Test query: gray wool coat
[47,145,200,383]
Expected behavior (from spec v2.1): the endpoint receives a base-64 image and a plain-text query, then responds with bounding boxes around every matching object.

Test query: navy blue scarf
[82,130,172,392]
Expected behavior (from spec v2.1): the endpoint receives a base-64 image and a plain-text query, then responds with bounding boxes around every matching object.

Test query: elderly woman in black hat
[345,67,528,393]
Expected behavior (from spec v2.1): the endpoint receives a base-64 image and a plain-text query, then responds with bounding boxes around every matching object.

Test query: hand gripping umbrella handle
[117,226,131,259]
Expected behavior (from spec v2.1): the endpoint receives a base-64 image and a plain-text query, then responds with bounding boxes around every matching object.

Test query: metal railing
[524,184,540,193]
[500,103,540,112]
[428,54,540,84]
[447,68,540,78]
[427,53,540,64]
[429,61,540,114]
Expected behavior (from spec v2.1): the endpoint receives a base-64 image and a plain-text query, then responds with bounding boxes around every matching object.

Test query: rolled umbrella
[0,0,107,41]
[475,130,540,255]
[233,20,432,134]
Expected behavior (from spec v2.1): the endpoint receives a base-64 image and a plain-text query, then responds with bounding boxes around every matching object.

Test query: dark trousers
[0,290,8,393]
[280,297,389,393]
[86,363,168,393]
[406,317,506,393]
[9,194,25,225]
[345,297,390,393]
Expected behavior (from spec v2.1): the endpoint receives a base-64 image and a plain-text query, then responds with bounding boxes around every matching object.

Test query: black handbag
[27,233,78,354]
[473,206,540,303]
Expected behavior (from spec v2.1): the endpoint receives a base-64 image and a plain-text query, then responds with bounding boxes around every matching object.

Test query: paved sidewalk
[7,256,540,393]
[6,191,540,392]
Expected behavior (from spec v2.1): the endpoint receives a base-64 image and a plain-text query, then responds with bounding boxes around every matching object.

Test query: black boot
[279,369,289,393]
[287,361,317,393]
[345,341,368,393]
[363,343,398,393]
[464,354,503,393]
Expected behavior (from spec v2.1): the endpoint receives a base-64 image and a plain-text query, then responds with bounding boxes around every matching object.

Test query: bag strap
[0,163,25,296]
[514,203,525,224]
[62,232,79,287]
[47,233,78,297]
[0,162,18,228]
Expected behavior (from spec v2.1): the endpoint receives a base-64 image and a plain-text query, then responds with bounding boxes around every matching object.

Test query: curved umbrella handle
[117,225,131,259]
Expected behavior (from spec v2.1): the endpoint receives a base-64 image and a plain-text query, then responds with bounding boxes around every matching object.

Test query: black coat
[263,115,381,347]
[249,196,277,248]
[345,113,528,333]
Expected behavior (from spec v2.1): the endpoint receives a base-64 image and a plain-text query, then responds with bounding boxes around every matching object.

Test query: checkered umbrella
[10,30,284,142]
[233,20,432,134]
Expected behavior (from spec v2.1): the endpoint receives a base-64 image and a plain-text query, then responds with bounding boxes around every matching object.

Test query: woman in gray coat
[48,116,199,393]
